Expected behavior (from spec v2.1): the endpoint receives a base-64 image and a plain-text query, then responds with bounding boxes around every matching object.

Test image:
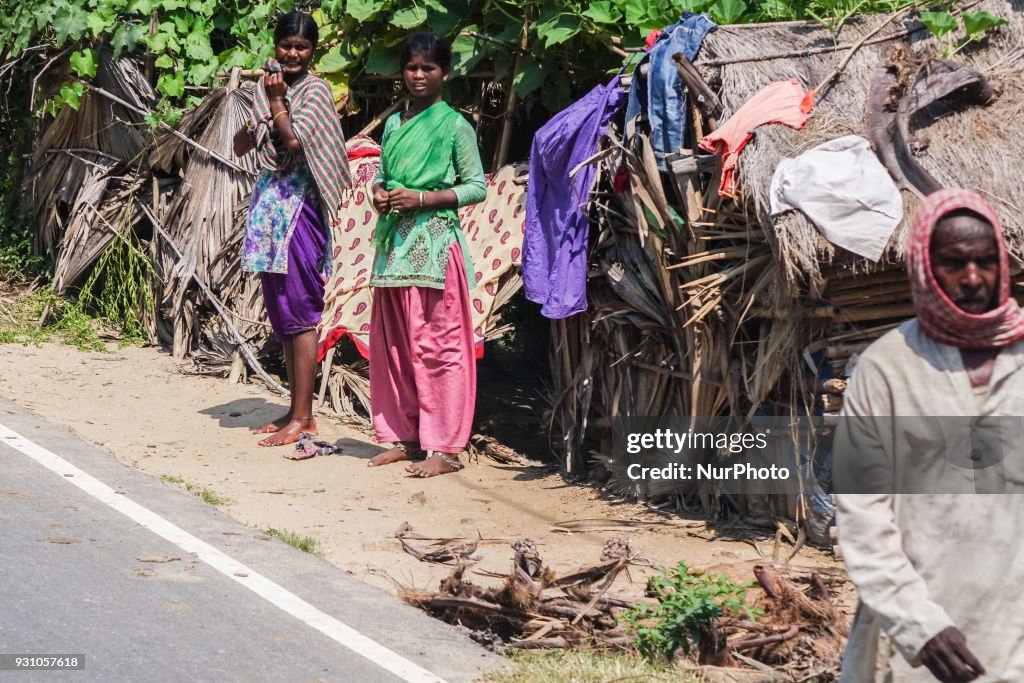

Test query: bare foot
[253,413,291,434]
[368,443,420,467]
[258,417,316,447]
[406,452,462,477]
[368,447,409,467]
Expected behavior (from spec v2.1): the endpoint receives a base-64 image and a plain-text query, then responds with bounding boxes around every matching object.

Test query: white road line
[0,423,448,683]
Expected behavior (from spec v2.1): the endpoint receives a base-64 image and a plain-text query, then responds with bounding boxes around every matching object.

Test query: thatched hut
[549,0,1024,538]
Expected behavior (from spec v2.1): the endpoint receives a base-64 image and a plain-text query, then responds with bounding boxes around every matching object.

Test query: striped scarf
[907,188,1024,349]
[252,71,351,221]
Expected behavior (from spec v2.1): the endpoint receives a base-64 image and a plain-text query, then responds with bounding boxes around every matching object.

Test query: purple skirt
[260,199,328,341]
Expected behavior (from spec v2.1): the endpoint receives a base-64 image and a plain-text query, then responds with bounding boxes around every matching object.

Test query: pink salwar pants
[369,243,476,453]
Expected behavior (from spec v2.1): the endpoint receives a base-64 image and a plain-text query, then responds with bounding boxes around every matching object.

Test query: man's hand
[920,627,985,682]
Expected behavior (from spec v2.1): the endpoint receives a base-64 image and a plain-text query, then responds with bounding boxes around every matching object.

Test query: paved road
[0,396,502,682]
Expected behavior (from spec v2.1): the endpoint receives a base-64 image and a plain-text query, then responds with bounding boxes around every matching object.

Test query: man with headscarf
[836,188,1024,682]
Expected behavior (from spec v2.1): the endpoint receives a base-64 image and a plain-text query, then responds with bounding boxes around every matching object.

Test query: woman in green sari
[367,33,487,477]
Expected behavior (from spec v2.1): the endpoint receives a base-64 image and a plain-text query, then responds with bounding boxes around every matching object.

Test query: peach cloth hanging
[699,79,814,198]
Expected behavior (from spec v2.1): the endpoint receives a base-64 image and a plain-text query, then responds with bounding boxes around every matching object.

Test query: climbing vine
[0,0,1011,120]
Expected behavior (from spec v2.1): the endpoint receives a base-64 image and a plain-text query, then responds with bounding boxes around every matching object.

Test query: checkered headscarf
[907,188,1024,349]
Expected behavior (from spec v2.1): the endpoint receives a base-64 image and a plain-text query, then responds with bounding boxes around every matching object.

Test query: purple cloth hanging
[523,78,626,319]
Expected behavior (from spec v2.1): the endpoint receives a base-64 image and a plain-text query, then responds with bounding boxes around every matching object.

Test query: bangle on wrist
[419,191,424,208]
[273,109,288,122]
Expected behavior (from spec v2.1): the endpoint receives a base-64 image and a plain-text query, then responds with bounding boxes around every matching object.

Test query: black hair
[937,208,991,226]
[399,32,452,72]
[274,11,319,49]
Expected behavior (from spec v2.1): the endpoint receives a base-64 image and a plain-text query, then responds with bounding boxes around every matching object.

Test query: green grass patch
[0,288,106,352]
[79,198,155,345]
[165,477,228,506]
[483,650,685,683]
[624,561,762,662]
[266,528,321,556]
[198,487,228,506]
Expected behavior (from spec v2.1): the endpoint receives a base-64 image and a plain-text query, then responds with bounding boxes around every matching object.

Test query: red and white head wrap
[907,188,1024,349]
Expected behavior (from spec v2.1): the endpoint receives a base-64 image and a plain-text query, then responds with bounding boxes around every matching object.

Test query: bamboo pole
[357,97,408,137]
[494,8,530,170]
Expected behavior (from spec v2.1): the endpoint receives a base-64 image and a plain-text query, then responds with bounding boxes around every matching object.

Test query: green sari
[371,102,476,289]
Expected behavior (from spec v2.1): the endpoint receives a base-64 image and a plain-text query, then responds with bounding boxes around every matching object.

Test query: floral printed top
[242,161,330,276]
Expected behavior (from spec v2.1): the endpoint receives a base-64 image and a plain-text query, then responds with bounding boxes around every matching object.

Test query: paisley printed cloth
[317,136,526,361]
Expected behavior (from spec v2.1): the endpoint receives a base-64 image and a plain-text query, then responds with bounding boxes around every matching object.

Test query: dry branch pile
[398,525,847,679]
[547,0,1024,538]
[400,534,645,650]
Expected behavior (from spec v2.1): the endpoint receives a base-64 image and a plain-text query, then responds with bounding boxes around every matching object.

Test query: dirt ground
[0,340,851,613]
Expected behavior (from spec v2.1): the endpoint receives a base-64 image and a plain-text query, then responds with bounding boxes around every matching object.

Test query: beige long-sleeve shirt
[837,319,1024,682]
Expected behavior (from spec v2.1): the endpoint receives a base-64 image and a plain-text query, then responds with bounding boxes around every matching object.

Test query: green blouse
[370,111,487,289]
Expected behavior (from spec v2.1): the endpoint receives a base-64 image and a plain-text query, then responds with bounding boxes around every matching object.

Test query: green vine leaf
[111,23,145,59]
[127,0,154,14]
[317,45,354,73]
[391,5,428,28]
[187,58,218,85]
[920,11,957,38]
[451,31,490,75]
[513,55,545,96]
[157,71,185,98]
[710,0,748,25]
[536,12,582,47]
[582,1,622,24]
[347,0,382,23]
[69,49,98,79]
[53,5,89,44]
[363,42,400,75]
[184,29,215,62]
[86,12,108,38]
[961,10,1006,37]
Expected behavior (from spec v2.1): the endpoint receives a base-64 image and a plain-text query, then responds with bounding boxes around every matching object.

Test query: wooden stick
[702,32,910,67]
[807,304,915,322]
[317,345,336,407]
[506,637,569,649]
[813,6,914,100]
[494,9,529,170]
[732,625,800,651]
[703,0,984,67]
[357,97,408,138]
[139,203,289,396]
[673,53,722,123]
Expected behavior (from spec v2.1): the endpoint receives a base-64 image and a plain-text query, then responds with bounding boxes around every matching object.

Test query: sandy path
[0,341,844,603]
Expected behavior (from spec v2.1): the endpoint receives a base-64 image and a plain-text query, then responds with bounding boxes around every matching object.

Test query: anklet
[426,451,464,471]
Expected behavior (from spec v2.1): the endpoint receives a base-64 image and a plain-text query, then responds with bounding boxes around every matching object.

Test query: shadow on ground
[199,397,288,430]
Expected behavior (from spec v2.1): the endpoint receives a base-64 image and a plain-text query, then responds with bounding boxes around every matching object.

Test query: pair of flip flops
[284,432,340,461]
